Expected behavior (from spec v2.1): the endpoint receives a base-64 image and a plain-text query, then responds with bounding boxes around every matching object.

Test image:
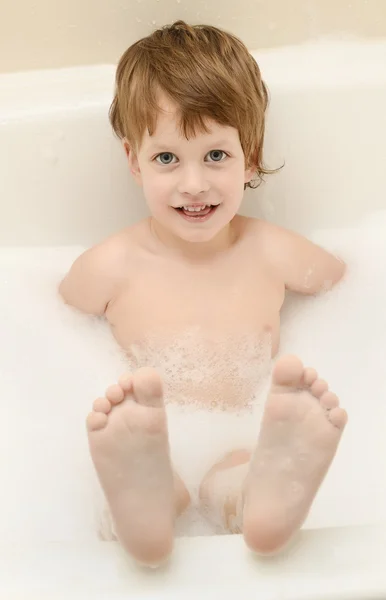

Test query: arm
[59,241,124,315]
[266,224,346,295]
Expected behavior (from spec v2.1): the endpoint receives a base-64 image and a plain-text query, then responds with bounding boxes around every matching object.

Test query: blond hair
[110,20,274,188]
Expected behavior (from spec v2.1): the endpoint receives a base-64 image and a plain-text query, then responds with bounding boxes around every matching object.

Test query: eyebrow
[148,140,233,152]
[206,140,232,148]
[148,144,171,153]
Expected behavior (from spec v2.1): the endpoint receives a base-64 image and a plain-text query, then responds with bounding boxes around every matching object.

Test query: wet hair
[110,20,276,188]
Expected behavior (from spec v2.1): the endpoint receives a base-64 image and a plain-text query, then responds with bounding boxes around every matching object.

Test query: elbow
[334,257,347,284]
[58,277,66,300]
[323,257,347,292]
[58,275,71,305]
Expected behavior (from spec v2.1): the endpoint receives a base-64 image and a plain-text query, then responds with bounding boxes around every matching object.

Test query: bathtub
[1,39,386,599]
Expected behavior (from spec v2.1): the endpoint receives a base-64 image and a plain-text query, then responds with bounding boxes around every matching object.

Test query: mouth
[173,203,219,221]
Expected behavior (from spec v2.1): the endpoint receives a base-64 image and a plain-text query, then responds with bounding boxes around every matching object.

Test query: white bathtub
[1,40,386,599]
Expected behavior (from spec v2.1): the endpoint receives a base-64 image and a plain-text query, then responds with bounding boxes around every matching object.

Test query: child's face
[126,94,254,245]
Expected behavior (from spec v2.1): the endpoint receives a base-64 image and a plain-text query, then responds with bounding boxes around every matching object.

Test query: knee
[174,472,191,516]
[135,539,174,568]
[121,528,174,568]
[243,516,294,556]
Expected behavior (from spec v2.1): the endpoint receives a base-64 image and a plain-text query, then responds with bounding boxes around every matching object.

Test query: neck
[149,217,238,260]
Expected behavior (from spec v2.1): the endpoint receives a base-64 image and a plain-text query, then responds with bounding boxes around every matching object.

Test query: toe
[303,367,318,387]
[272,355,304,387]
[93,396,111,414]
[132,367,164,408]
[328,407,348,430]
[311,378,329,398]
[118,373,133,392]
[320,391,339,410]
[106,384,125,405]
[86,411,108,431]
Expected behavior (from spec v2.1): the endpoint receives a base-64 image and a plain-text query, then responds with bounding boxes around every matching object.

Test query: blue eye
[155,152,176,165]
[207,150,226,162]
[154,149,227,164]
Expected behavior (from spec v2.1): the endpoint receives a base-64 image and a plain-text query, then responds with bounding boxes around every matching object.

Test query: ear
[244,165,255,185]
[123,140,142,185]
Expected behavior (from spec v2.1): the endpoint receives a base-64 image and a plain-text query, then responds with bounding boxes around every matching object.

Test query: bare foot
[243,355,348,554]
[87,368,175,566]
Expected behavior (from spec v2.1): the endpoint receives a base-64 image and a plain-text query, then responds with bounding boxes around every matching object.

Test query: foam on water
[1,211,386,542]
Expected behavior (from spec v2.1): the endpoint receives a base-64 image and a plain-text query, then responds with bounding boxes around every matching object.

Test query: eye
[154,152,177,165]
[206,150,227,162]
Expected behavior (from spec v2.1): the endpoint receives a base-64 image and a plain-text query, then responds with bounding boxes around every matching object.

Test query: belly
[124,327,274,409]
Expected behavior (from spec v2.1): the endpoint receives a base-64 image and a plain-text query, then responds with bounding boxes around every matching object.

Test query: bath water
[1,210,386,542]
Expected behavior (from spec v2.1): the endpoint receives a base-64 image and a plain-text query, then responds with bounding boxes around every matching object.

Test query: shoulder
[241,217,312,252]
[244,217,289,238]
[59,220,148,315]
[81,220,147,276]
[236,216,289,253]
[243,218,346,294]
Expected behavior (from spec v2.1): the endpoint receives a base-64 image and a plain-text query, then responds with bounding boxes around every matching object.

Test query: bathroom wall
[1,0,385,73]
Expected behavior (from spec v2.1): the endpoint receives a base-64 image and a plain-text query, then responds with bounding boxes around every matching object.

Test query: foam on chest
[125,327,272,409]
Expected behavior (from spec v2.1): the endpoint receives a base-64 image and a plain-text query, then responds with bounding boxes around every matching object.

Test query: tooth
[180,204,214,212]
[184,206,203,211]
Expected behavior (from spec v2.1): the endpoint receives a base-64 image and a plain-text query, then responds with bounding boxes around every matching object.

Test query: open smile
[173,204,219,222]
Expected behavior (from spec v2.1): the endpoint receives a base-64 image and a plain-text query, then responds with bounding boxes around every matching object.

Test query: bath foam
[126,327,272,411]
[0,247,129,543]
[280,209,386,530]
[1,210,386,542]
[0,247,269,540]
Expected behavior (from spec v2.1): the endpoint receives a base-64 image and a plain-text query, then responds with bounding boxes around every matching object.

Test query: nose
[177,164,210,196]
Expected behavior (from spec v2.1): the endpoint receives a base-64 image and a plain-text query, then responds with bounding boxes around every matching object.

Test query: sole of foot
[87,367,175,566]
[243,354,348,555]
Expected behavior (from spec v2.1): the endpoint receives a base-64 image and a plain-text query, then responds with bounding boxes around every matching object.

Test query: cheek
[220,165,245,193]
[142,170,171,204]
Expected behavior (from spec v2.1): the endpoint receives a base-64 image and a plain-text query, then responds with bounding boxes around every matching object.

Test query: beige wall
[1,0,385,73]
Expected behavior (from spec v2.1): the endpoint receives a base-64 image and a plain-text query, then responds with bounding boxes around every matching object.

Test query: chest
[107,258,283,343]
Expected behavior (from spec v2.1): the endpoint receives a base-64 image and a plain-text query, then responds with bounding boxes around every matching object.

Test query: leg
[87,368,190,567]
[199,450,250,533]
[200,355,348,554]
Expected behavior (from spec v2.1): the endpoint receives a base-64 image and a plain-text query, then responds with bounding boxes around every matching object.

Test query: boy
[59,21,347,567]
